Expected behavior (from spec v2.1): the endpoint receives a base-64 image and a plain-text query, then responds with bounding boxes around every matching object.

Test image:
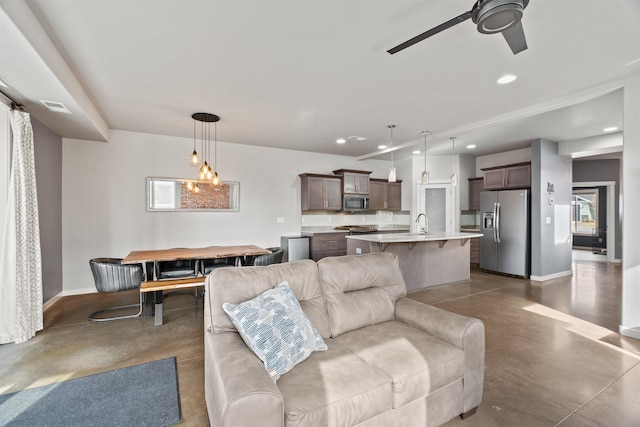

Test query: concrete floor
[1,259,639,426]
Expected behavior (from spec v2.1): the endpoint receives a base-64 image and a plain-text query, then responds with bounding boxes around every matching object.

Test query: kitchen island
[346,232,482,292]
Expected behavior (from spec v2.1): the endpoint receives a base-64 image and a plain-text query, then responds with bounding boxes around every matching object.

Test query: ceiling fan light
[475,1,525,34]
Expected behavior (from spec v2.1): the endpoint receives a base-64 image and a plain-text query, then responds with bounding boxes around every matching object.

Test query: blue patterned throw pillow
[222,281,327,380]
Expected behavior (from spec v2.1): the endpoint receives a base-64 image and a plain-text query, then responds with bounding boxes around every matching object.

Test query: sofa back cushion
[205,259,332,338]
[318,252,407,337]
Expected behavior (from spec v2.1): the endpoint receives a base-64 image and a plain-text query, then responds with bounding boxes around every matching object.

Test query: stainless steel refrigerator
[480,189,530,278]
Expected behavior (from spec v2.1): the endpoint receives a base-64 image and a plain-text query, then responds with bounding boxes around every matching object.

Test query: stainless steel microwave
[343,194,369,211]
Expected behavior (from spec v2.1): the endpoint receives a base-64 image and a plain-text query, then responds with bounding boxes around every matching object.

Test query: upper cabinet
[299,174,342,211]
[482,163,531,190]
[468,177,484,210]
[332,169,371,194]
[369,179,402,211]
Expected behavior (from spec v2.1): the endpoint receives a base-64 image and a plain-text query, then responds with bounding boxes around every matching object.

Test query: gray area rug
[0,357,181,427]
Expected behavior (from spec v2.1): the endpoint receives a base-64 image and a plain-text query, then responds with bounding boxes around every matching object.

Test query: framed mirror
[146,177,239,212]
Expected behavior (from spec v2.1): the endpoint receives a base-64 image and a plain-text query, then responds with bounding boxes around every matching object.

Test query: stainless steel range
[334,225,378,235]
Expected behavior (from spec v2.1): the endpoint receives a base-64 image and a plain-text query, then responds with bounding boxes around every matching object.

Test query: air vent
[347,136,367,141]
[40,100,72,114]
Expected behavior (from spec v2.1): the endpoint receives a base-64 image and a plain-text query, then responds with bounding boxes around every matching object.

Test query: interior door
[416,183,452,233]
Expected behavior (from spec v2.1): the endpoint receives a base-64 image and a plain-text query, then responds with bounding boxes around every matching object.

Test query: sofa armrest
[395,297,485,412]
[205,330,284,427]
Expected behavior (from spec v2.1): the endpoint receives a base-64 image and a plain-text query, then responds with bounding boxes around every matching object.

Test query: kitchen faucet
[415,213,429,234]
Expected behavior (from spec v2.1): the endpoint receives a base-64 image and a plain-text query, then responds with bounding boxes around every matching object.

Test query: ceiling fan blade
[501,21,528,54]
[387,10,472,55]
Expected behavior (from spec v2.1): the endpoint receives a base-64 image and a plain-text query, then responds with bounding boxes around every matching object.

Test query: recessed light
[497,74,517,84]
[412,150,421,154]
[336,138,346,144]
[378,145,387,149]
[603,126,619,132]
[466,144,476,149]
[348,136,367,141]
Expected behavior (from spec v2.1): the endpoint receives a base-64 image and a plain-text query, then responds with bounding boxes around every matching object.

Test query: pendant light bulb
[212,172,221,187]
[388,124,396,183]
[189,150,200,166]
[420,130,430,184]
[199,161,208,179]
[186,181,194,191]
[194,184,200,193]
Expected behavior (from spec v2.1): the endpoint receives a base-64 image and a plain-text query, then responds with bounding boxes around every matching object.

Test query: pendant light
[188,119,201,167]
[211,118,221,187]
[191,112,220,181]
[388,124,396,183]
[450,137,457,186]
[420,130,430,184]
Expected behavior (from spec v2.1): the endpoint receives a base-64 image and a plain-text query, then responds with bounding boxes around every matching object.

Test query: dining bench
[140,277,205,326]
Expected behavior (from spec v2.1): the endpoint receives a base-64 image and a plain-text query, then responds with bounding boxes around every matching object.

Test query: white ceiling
[1,0,639,161]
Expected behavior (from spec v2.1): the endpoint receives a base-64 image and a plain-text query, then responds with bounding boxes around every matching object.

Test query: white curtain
[0,109,43,344]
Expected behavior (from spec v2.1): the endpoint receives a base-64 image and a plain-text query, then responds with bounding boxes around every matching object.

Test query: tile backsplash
[302,211,410,228]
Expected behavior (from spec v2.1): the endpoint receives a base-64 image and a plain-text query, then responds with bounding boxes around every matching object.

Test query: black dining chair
[249,247,285,266]
[154,258,199,280]
[200,256,241,276]
[88,258,144,322]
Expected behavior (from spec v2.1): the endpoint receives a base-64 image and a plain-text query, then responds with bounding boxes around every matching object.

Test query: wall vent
[39,100,72,114]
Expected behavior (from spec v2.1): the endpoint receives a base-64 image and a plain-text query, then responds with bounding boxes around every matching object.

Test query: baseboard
[530,270,573,282]
[43,292,63,312]
[62,287,98,296]
[619,325,640,340]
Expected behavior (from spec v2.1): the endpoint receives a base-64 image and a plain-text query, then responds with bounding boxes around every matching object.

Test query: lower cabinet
[308,232,347,261]
[470,238,480,266]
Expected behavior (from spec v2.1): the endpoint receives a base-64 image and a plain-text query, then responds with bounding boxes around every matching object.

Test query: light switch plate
[549,197,554,205]
[276,217,285,224]
[546,217,551,224]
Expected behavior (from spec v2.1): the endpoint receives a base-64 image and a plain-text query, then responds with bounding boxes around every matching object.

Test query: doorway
[415,182,453,232]
[571,181,616,263]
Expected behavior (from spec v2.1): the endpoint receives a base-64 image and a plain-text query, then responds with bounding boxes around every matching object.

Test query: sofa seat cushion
[333,321,465,409]
[277,340,392,427]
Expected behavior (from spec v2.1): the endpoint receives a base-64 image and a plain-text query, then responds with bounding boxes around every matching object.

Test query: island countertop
[345,231,482,243]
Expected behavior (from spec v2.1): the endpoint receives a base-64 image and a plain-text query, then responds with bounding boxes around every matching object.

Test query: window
[571,189,598,235]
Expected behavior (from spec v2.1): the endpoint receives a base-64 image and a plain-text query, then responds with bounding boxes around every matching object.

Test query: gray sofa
[204,252,485,427]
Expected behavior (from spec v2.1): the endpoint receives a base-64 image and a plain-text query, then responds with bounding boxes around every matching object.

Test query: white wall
[621,76,640,339]
[62,129,389,294]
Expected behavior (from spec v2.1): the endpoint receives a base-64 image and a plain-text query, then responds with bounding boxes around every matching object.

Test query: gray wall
[32,117,62,303]
[531,139,573,278]
[572,159,621,259]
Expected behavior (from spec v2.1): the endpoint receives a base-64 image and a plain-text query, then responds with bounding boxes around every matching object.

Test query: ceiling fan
[387,0,529,55]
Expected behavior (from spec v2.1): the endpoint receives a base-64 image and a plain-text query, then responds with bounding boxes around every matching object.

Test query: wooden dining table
[123,245,271,276]
[122,245,270,325]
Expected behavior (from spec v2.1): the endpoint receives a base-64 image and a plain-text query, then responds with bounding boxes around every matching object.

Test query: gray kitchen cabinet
[308,232,348,261]
[482,163,531,190]
[369,178,402,211]
[299,174,342,211]
[468,177,484,210]
[333,169,371,194]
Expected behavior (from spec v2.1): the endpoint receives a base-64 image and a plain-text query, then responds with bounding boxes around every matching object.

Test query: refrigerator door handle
[495,202,501,243]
